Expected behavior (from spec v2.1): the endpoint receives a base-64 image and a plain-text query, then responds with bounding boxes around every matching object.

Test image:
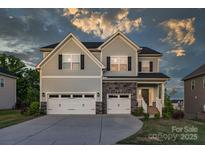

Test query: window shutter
[107,56,110,71]
[81,54,85,70]
[128,56,132,71]
[138,61,142,72]
[150,61,153,72]
[58,54,62,70]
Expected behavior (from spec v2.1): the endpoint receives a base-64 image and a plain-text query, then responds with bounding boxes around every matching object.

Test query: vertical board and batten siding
[0,75,16,109]
[40,38,102,102]
[101,36,138,76]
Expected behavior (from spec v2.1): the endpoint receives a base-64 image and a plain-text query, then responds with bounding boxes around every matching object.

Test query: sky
[0,8,205,99]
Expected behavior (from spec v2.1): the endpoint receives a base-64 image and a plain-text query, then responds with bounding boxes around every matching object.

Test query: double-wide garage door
[107,94,131,114]
[47,94,96,114]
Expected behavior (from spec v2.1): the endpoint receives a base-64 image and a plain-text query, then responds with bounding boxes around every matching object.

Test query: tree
[0,53,39,107]
[162,88,174,118]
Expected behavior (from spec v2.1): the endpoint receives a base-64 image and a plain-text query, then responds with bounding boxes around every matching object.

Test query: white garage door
[107,94,131,114]
[47,94,96,115]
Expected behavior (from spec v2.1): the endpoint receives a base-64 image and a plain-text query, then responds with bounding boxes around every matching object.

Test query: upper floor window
[0,78,4,87]
[111,56,128,72]
[141,61,150,72]
[191,80,195,90]
[139,61,153,72]
[62,54,80,70]
[203,76,205,88]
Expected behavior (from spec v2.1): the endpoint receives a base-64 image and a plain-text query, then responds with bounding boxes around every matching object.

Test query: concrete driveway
[0,115,143,145]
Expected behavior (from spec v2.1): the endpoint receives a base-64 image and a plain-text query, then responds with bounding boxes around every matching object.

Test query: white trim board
[42,76,101,79]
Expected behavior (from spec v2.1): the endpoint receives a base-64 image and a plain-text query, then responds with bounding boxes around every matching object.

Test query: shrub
[162,90,174,119]
[132,107,144,116]
[143,113,149,120]
[172,110,184,119]
[29,102,40,115]
[162,110,172,119]
[154,113,160,119]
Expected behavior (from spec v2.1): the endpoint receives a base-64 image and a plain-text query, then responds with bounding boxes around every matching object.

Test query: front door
[141,89,149,104]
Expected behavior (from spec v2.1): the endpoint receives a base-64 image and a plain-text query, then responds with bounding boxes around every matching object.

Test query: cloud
[63,8,142,39]
[171,48,186,57]
[160,17,195,56]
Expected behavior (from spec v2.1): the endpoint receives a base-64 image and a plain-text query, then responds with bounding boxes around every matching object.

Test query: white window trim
[191,80,195,90]
[62,53,80,70]
[110,56,128,72]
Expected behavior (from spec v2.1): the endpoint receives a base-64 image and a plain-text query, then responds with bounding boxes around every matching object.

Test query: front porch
[136,82,165,116]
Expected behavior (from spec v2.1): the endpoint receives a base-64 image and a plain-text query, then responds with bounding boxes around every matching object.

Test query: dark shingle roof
[140,47,162,56]
[40,42,162,55]
[0,67,17,78]
[40,42,103,50]
[104,73,170,79]
[183,64,205,81]
[138,73,170,79]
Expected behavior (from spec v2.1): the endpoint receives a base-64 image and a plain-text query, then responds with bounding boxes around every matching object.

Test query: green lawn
[118,119,205,145]
[0,110,39,129]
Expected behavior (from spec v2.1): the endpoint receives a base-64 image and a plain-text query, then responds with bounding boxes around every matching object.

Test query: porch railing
[156,98,162,117]
[138,98,147,113]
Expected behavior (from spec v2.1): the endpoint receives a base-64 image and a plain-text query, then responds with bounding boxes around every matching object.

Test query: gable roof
[40,43,162,56]
[0,67,17,79]
[36,33,105,69]
[183,63,205,81]
[97,31,141,51]
[40,42,104,50]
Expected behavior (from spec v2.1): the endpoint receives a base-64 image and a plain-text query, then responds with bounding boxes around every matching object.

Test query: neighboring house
[36,31,169,116]
[183,64,205,119]
[0,67,17,109]
[171,99,184,110]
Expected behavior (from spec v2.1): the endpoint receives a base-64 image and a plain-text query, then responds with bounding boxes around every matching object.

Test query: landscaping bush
[143,113,149,120]
[162,90,174,119]
[172,110,184,119]
[29,102,40,115]
[154,113,160,119]
[162,110,172,119]
[132,107,144,116]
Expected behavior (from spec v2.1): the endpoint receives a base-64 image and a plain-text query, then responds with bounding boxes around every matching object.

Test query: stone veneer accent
[102,82,137,114]
[96,102,103,114]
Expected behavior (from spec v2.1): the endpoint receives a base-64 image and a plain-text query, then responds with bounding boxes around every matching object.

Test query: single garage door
[107,94,131,114]
[47,94,96,115]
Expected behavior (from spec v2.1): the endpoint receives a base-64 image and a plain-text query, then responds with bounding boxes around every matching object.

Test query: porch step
[148,106,159,115]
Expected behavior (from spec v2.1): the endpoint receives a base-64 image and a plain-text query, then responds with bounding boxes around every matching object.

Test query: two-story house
[36,31,169,116]
[183,63,205,119]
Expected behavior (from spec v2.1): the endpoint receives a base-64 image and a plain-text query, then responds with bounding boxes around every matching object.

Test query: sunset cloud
[161,17,195,56]
[63,8,142,39]
[171,49,186,57]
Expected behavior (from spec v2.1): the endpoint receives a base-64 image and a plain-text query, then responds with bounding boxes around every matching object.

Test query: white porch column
[161,82,165,108]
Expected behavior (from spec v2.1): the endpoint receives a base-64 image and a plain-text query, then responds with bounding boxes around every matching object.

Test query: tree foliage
[0,53,39,107]
[162,88,174,118]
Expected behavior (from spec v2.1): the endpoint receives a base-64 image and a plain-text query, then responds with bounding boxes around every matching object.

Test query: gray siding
[184,76,205,118]
[139,57,160,72]
[41,78,102,102]
[41,38,101,76]
[40,38,103,103]
[101,36,138,76]
[0,75,16,109]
